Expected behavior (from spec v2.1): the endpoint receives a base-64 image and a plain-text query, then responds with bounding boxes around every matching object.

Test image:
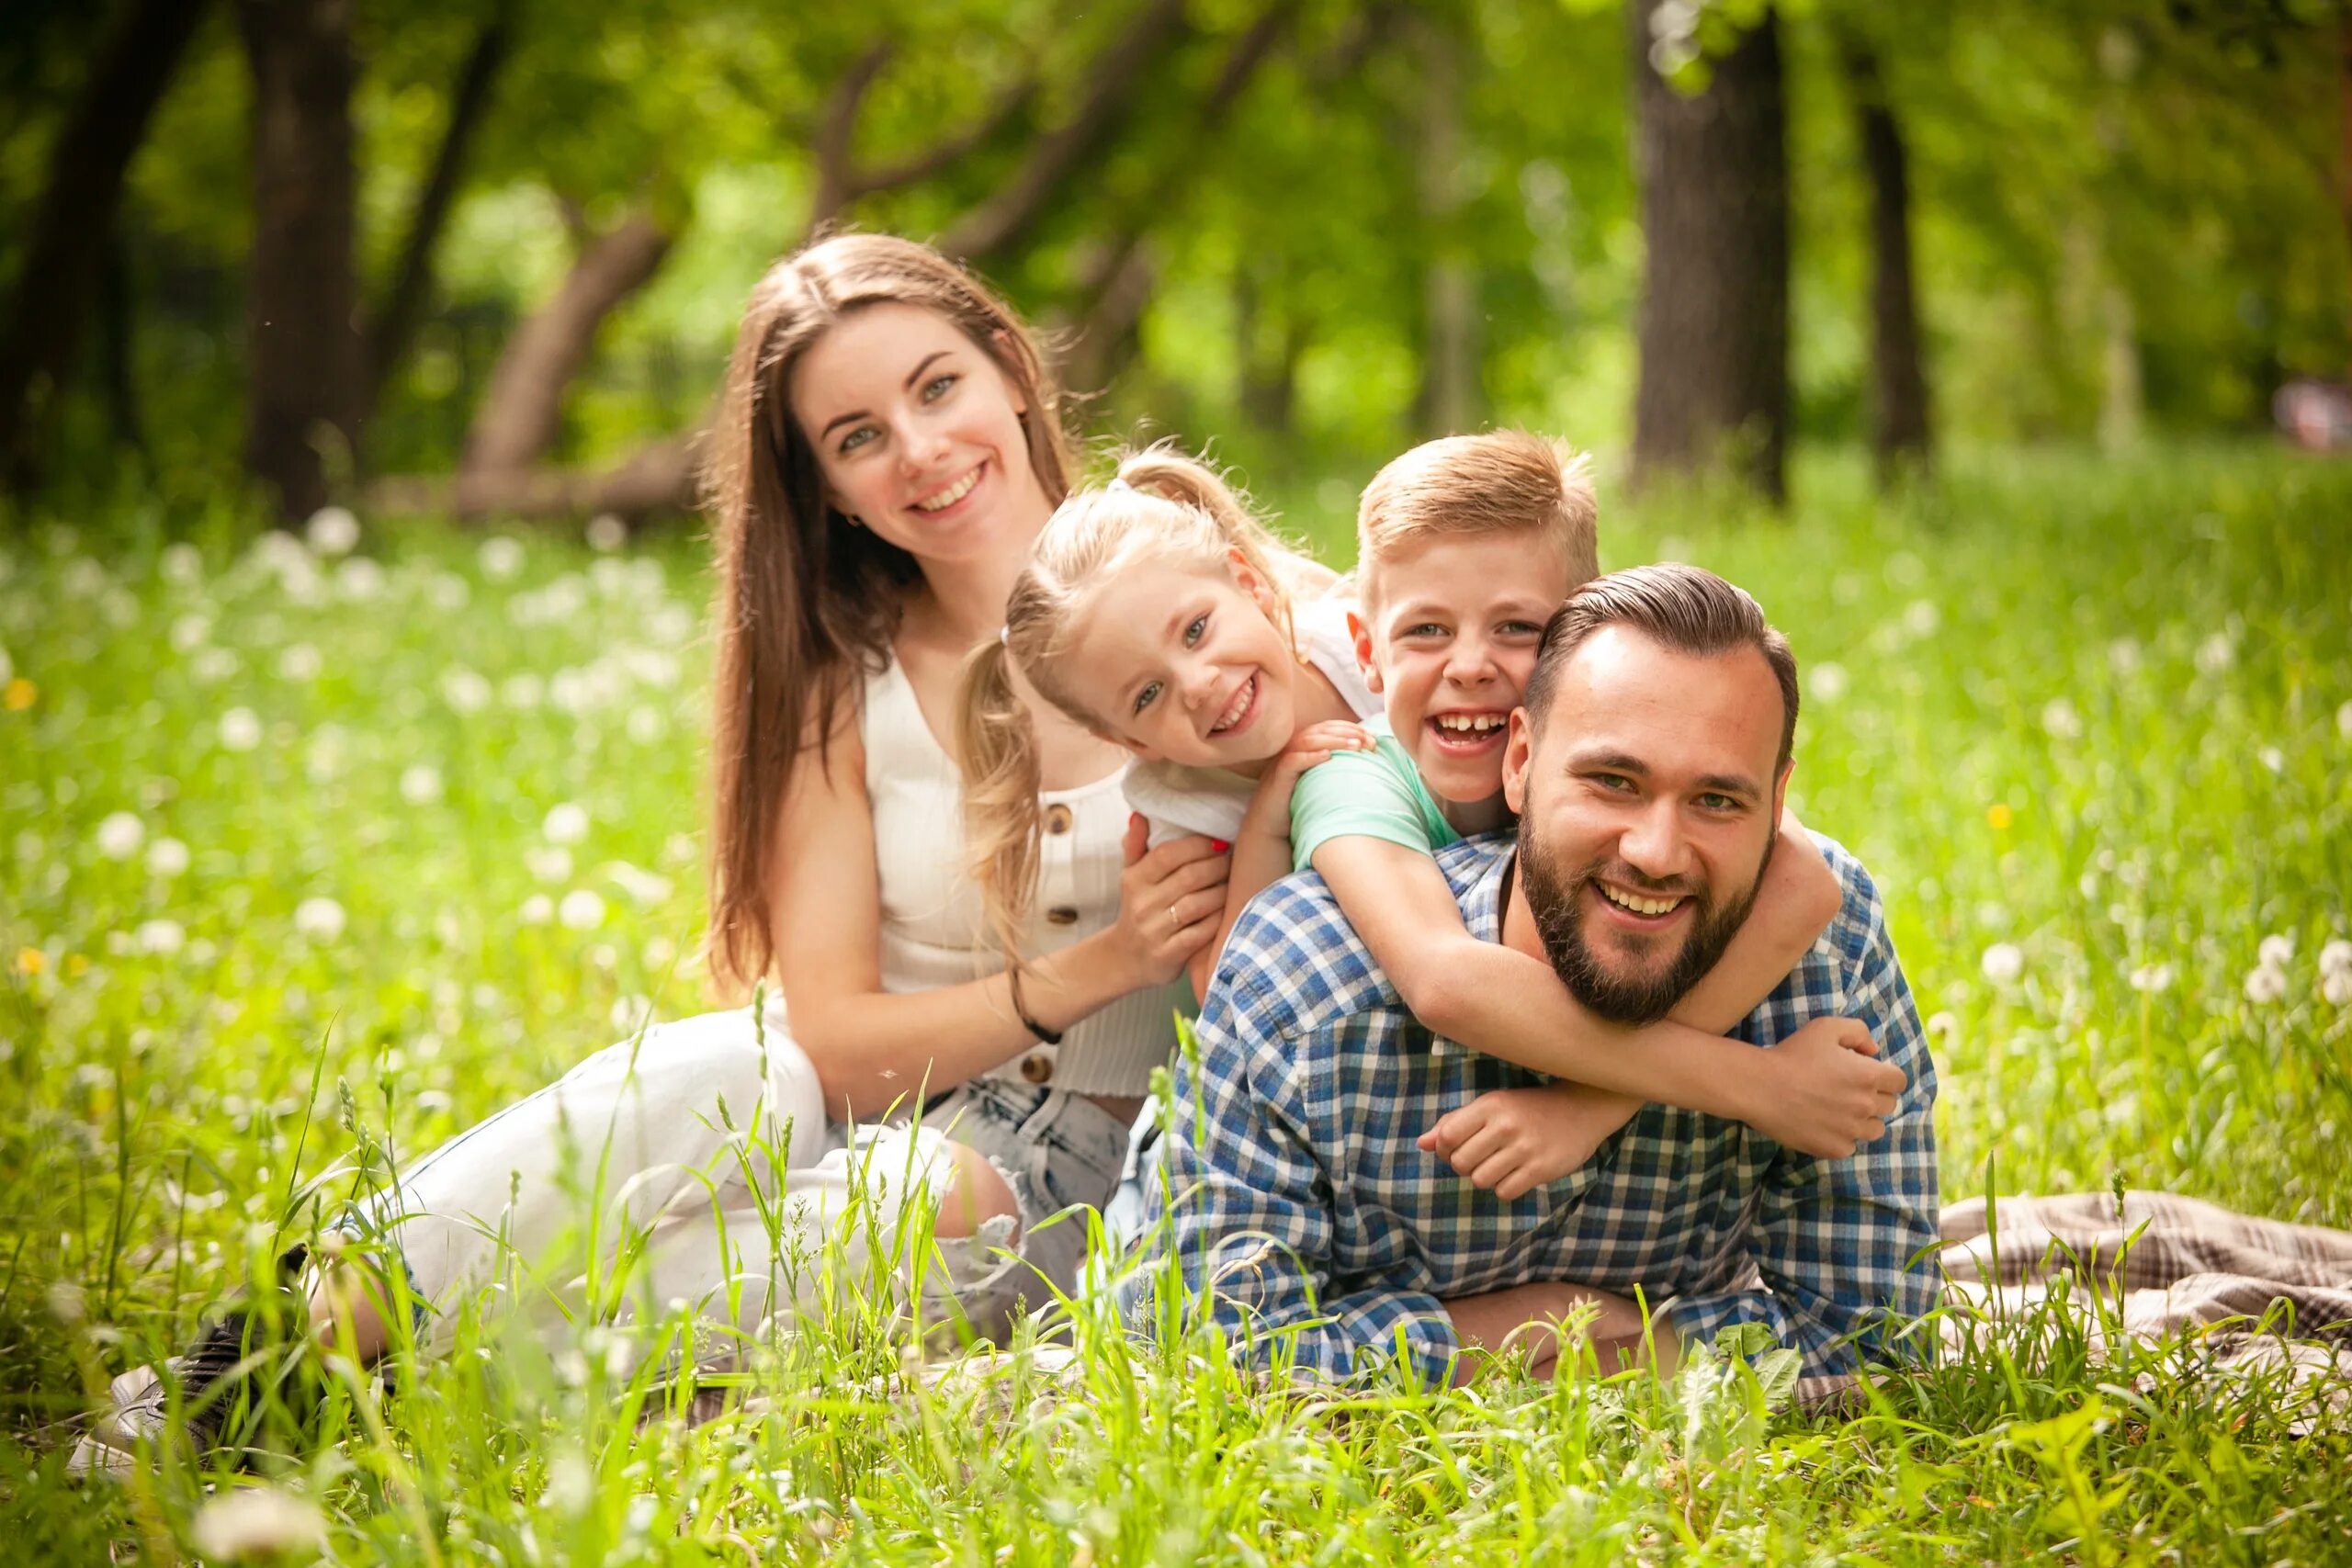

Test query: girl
[953,448,1902,1194]
[77,234,1219,1475]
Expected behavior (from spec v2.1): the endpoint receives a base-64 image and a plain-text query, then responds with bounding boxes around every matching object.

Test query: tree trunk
[239,0,362,523]
[1417,17,1478,437]
[460,209,675,477]
[98,231,145,462]
[0,0,213,490]
[364,0,514,417]
[1628,0,1789,501]
[1839,37,1928,481]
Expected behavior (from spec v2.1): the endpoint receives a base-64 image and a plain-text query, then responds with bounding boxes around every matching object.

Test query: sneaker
[68,1246,311,1479]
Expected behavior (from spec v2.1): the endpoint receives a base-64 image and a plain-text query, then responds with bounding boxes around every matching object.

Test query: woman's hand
[1109,815,1231,988]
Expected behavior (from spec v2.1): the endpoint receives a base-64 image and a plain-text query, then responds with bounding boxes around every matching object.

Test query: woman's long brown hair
[701,232,1072,998]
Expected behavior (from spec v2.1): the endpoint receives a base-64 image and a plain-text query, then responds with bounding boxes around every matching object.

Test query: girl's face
[1055,553,1298,769]
[788,302,1051,566]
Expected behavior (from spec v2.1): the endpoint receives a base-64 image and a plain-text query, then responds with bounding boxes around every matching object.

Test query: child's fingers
[1469,1148,1524,1193]
[1444,1119,1510,1178]
[1490,1162,1543,1202]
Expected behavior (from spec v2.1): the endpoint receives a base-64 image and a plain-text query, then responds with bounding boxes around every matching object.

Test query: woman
[76,233,1226,1473]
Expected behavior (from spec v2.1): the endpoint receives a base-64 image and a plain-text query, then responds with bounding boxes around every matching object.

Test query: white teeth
[1433,713,1503,733]
[1211,675,1254,734]
[1600,884,1680,917]
[913,468,981,512]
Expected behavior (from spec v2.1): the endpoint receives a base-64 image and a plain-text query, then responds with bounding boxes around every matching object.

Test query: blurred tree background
[0,0,2345,527]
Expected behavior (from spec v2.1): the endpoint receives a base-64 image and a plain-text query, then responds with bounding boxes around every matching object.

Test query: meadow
[1,445,2348,1563]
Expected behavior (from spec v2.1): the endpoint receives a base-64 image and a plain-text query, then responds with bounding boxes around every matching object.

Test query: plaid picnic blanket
[1922,1190,2352,1429]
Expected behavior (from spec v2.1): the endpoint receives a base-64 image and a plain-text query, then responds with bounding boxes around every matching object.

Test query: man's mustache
[1571,861,1704,903]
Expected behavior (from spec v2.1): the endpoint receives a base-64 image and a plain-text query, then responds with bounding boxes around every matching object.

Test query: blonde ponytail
[954,637,1047,964]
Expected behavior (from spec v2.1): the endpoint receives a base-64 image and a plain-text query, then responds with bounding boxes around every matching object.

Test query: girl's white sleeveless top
[862,656,1188,1097]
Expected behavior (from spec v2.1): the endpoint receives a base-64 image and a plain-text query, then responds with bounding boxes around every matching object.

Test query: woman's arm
[771,712,1227,1121]
[1313,835,1902,1156]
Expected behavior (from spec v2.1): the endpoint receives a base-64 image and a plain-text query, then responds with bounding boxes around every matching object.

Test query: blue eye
[839,426,876,454]
[1184,613,1208,646]
[1133,680,1162,715]
[1499,620,1543,637]
[1406,623,1447,639]
[923,373,958,401]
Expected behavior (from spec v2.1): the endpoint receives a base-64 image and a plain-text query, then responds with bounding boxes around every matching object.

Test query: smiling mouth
[1208,672,1258,737]
[1594,881,1688,921]
[1425,710,1509,753]
[911,463,984,513]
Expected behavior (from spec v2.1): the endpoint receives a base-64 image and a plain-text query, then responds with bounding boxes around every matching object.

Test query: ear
[1346,609,1383,694]
[1502,708,1535,817]
[1226,547,1278,618]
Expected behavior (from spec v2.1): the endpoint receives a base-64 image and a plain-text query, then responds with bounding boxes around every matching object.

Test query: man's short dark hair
[1523,563,1801,767]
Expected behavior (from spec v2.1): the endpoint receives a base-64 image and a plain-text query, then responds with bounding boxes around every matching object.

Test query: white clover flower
[1806,661,1849,704]
[335,557,386,601]
[160,542,203,583]
[400,764,444,806]
[542,802,590,845]
[305,506,361,557]
[2195,631,2234,675]
[191,1486,327,1561]
[1902,599,1940,638]
[277,643,322,682]
[2040,697,2083,741]
[519,894,554,926]
[526,845,573,884]
[559,889,606,930]
[501,672,544,709]
[2127,963,2173,994]
[134,919,186,956]
[2257,934,2294,968]
[426,571,470,612]
[1980,942,2024,985]
[96,812,145,861]
[147,836,190,878]
[293,896,347,942]
[2320,940,2352,978]
[586,513,628,552]
[2324,970,2352,1009]
[2243,964,2286,1004]
[479,536,526,581]
[441,667,492,714]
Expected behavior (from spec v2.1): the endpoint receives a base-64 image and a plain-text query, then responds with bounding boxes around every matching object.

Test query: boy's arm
[1312,835,1902,1156]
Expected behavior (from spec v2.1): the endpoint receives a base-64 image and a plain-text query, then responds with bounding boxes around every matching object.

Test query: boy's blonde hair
[956,445,1331,960]
[1356,430,1600,604]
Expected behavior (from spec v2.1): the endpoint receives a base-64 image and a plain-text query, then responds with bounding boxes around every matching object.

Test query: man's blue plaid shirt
[1148,830,1940,1386]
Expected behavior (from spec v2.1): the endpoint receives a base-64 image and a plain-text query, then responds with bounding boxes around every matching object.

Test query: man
[1147,564,1939,1393]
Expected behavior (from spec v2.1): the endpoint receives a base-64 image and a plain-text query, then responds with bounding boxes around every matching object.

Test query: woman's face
[1053,553,1299,770]
[787,302,1052,567]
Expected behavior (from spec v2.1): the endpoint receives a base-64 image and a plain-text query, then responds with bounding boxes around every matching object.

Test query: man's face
[1503,626,1790,1023]
[1356,531,1575,808]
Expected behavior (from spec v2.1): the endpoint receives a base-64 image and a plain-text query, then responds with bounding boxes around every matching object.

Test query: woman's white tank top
[862,656,1188,1096]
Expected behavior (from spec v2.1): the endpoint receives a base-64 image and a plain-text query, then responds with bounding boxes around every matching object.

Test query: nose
[1442,633,1498,687]
[1180,656,1221,713]
[1616,798,1693,886]
[897,417,951,474]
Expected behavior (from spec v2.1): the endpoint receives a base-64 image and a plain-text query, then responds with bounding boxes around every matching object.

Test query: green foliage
[2,445,2348,1560]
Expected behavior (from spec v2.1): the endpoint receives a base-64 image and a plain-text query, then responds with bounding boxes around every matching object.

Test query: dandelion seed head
[2320,940,2352,978]
[293,896,347,943]
[559,889,606,931]
[542,802,590,845]
[400,764,444,806]
[191,1487,327,1560]
[219,707,263,751]
[1807,661,1849,704]
[2127,963,2173,994]
[147,837,189,878]
[134,919,186,956]
[526,845,573,885]
[95,811,144,861]
[2243,964,2286,1005]
[160,542,203,583]
[519,894,554,926]
[2195,631,2234,675]
[2258,934,2294,968]
[1980,942,2024,986]
[2324,970,2352,1009]
[586,513,628,552]
[479,536,526,581]
[276,643,322,682]
[305,506,361,557]
[2106,637,2141,675]
[2258,746,2285,773]
[1902,598,1940,638]
[441,667,492,714]
[2040,697,2083,740]
[335,557,386,601]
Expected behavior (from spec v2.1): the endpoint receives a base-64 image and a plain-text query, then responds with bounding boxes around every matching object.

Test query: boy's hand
[1418,1083,1642,1201]
[1747,1015,1905,1157]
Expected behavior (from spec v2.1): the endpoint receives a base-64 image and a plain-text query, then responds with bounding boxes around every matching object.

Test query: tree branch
[807,39,895,226]
[364,0,515,415]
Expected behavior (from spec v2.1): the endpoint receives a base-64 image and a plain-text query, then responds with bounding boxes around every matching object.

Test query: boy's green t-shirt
[1288,715,1461,874]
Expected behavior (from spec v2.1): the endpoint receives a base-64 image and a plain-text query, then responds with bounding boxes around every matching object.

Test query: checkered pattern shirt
[1146,831,1940,1386]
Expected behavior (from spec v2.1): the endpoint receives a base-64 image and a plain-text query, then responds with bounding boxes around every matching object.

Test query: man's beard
[1518,829,1774,1025]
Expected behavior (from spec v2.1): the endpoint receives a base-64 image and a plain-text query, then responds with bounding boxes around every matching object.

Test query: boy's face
[1356,531,1577,807]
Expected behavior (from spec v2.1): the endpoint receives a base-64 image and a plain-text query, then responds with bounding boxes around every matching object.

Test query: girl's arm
[1184,719,1374,1003]
[1313,828,1903,1156]
[772,708,1228,1121]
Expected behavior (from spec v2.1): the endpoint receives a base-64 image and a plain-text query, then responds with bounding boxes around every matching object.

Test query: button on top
[1046,905,1080,925]
[1043,804,1074,835]
[1019,1049,1056,1084]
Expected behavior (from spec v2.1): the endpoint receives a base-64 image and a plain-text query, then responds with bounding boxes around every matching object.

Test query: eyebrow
[1566,749,1762,802]
[1388,595,1554,623]
[817,350,956,440]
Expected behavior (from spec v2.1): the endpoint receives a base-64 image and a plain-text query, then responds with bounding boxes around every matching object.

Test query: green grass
[3,445,2349,1562]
